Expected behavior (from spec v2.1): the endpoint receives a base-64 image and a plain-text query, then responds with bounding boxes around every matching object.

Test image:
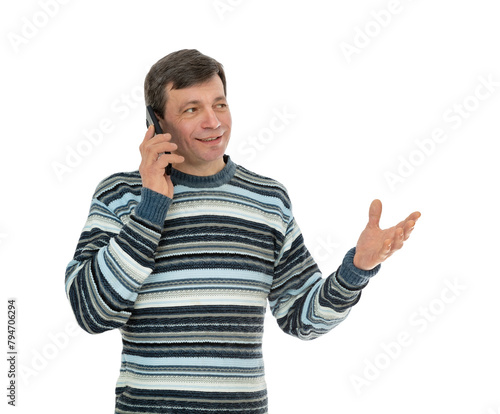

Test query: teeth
[200,137,219,142]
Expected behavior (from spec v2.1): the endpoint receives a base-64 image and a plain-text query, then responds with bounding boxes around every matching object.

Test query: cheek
[167,124,189,146]
[172,126,201,156]
[222,112,232,127]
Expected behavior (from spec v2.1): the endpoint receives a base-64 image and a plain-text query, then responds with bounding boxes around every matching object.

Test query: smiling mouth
[196,135,222,142]
[198,136,219,141]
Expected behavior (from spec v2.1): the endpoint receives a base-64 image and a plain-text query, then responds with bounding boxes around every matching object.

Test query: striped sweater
[65,156,380,414]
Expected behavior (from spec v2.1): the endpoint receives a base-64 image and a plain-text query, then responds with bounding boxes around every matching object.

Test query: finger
[140,127,167,158]
[379,238,393,259]
[393,227,405,249]
[368,199,382,228]
[143,137,176,163]
[141,124,156,145]
[402,220,416,241]
[403,211,421,224]
[156,153,185,168]
[395,211,421,230]
[142,131,172,149]
[151,140,177,156]
[383,238,392,253]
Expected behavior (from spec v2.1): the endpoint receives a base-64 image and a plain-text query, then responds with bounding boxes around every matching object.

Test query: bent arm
[65,185,171,334]
[269,218,379,340]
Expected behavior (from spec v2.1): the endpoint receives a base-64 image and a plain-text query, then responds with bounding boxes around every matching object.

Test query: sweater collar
[170,155,236,188]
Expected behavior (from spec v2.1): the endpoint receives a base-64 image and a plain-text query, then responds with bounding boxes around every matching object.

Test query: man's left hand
[353,199,421,271]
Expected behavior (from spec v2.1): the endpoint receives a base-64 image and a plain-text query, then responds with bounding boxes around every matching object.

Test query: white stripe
[125,355,264,369]
[116,371,267,393]
[135,289,268,309]
[146,268,273,285]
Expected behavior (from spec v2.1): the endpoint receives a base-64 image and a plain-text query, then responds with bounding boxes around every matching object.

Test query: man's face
[159,75,231,175]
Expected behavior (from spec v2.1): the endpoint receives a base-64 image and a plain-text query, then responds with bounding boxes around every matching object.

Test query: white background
[1,0,499,413]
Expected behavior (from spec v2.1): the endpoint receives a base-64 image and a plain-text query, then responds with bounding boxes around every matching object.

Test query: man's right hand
[139,125,184,199]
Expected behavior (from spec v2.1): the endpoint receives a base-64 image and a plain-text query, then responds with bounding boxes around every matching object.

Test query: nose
[201,108,221,129]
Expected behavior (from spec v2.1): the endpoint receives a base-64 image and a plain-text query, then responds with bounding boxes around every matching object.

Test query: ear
[156,113,168,134]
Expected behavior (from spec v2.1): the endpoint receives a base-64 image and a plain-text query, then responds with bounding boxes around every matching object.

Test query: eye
[184,107,196,113]
[215,103,228,109]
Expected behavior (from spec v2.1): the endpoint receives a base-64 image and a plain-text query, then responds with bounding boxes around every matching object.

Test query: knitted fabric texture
[65,157,379,414]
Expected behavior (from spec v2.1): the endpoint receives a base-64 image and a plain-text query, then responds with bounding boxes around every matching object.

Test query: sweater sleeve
[65,183,171,334]
[268,216,380,340]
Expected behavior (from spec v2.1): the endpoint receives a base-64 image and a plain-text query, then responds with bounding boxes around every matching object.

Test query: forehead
[165,75,226,108]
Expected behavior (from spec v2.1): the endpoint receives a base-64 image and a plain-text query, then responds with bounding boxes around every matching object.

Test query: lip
[195,134,223,144]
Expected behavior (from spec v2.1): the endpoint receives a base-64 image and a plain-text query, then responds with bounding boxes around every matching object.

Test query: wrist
[353,251,376,271]
[338,248,381,288]
[134,187,172,226]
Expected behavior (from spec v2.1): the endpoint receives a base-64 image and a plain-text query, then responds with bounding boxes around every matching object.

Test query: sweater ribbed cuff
[337,247,381,289]
[134,188,172,226]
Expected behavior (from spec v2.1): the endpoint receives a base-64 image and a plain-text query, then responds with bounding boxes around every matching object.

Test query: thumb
[368,199,382,228]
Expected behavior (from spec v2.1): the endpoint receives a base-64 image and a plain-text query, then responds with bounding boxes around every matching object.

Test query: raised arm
[268,200,419,340]
[65,180,171,334]
[269,216,379,341]
[65,126,182,333]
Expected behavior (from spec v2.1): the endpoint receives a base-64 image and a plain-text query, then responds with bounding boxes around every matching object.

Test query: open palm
[353,200,421,271]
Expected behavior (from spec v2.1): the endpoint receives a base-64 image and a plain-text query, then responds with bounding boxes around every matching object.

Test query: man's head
[144,49,227,120]
[144,49,231,175]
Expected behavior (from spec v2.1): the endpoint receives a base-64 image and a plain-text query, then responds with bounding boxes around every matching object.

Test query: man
[65,49,420,414]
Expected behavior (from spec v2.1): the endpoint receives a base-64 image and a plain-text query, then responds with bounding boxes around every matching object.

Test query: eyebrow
[180,96,227,108]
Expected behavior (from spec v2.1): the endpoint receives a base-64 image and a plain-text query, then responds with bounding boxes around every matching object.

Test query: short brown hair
[144,49,227,118]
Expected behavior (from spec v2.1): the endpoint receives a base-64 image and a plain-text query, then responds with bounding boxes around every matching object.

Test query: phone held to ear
[146,105,172,175]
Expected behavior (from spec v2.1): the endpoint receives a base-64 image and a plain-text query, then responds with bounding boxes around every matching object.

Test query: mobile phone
[146,105,172,175]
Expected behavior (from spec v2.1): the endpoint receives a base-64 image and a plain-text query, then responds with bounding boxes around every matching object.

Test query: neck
[170,155,235,189]
[172,157,226,177]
